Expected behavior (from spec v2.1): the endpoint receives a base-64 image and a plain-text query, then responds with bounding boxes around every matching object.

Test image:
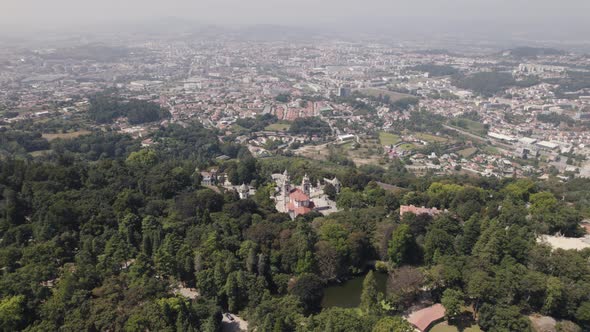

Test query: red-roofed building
[400,205,441,218]
[406,303,446,332]
[273,170,339,220]
[286,188,315,219]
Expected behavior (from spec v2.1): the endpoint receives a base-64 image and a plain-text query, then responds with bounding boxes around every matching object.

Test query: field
[42,130,92,141]
[345,137,386,166]
[397,143,419,151]
[295,143,331,161]
[379,132,401,146]
[295,138,386,168]
[265,123,291,132]
[414,132,448,143]
[231,124,248,133]
[450,118,487,136]
[339,141,355,149]
[430,323,482,332]
[357,88,414,102]
[457,147,478,158]
[483,146,501,155]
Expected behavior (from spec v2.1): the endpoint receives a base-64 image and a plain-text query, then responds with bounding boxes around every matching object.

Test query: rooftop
[406,303,446,332]
[290,188,310,202]
[400,205,441,217]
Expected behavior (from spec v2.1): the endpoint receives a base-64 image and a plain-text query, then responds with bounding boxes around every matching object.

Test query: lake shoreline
[321,270,388,309]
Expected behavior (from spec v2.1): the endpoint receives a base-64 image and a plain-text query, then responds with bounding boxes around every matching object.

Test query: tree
[289,274,324,314]
[315,241,340,281]
[466,270,493,316]
[383,192,400,212]
[542,277,564,316]
[275,93,290,103]
[246,248,257,274]
[249,295,304,332]
[556,320,582,332]
[257,253,268,277]
[141,216,163,256]
[324,183,337,201]
[502,179,535,201]
[295,251,315,275]
[388,224,417,266]
[360,271,380,315]
[289,117,330,137]
[575,301,590,328]
[528,191,583,236]
[126,149,158,169]
[478,304,531,332]
[423,228,455,265]
[387,266,424,310]
[305,307,375,332]
[372,316,414,332]
[458,215,481,254]
[225,272,241,312]
[337,188,365,209]
[441,289,464,321]
[0,295,25,331]
[272,318,284,332]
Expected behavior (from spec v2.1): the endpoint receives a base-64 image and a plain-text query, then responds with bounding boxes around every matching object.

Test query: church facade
[271,170,340,220]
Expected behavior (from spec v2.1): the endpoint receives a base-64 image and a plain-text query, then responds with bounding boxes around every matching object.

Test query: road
[442,124,486,142]
[443,124,513,155]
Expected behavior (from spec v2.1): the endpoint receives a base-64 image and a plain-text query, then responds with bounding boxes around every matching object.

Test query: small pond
[321,272,388,308]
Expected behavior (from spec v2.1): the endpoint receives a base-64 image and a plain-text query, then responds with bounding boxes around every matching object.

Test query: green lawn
[483,146,500,155]
[457,147,478,158]
[42,130,92,141]
[450,118,487,136]
[340,142,355,150]
[430,322,482,332]
[265,123,291,132]
[398,143,417,151]
[379,132,401,146]
[415,132,448,143]
[231,124,248,132]
[429,310,481,332]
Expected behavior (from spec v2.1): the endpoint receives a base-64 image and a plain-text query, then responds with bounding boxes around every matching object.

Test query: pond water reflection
[321,272,388,308]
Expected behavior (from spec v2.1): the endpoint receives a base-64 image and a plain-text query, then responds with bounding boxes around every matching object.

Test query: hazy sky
[2,0,590,38]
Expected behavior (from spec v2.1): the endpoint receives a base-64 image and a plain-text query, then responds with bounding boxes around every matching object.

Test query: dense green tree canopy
[1,115,590,331]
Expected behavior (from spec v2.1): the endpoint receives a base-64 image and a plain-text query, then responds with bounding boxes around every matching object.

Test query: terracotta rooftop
[290,188,310,202]
[406,303,446,332]
[400,205,441,217]
[287,203,314,216]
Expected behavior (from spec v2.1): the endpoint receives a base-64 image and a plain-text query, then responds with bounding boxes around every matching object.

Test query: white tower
[302,173,311,196]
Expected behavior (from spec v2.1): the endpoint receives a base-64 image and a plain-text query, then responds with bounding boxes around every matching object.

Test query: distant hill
[452,71,539,96]
[410,64,459,77]
[230,24,318,41]
[40,44,132,62]
[413,49,455,56]
[502,46,565,58]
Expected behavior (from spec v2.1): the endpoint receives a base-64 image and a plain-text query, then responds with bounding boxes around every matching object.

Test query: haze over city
[2,0,590,43]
